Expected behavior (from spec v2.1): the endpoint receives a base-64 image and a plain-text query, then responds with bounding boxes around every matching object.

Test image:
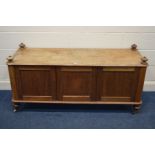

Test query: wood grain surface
[8,48,145,66]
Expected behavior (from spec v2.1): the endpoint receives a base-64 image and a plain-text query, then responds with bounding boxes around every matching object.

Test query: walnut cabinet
[7,43,148,112]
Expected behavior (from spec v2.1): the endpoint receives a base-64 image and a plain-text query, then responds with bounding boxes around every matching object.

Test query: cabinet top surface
[8,48,145,66]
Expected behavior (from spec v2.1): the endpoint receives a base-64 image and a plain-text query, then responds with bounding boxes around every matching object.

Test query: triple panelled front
[12,66,142,102]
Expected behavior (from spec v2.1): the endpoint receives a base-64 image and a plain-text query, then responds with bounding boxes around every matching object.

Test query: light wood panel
[8,48,144,66]
[1,49,155,66]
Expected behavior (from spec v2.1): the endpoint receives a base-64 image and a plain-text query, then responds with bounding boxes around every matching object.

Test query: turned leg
[13,102,20,112]
[131,104,141,114]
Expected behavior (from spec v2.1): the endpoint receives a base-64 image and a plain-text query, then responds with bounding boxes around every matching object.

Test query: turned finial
[131,44,137,50]
[19,43,26,49]
[141,56,148,65]
[7,55,13,63]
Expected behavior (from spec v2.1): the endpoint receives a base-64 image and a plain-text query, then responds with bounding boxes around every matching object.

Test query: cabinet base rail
[12,99,142,114]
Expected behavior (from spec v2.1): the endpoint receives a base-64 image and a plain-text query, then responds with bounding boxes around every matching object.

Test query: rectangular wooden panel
[57,66,96,101]
[15,66,56,101]
[97,67,139,102]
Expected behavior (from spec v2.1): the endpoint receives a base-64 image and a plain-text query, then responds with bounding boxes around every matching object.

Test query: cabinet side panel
[135,67,147,102]
[8,65,19,100]
[130,67,140,102]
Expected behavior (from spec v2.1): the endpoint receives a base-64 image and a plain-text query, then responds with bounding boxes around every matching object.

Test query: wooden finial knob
[7,55,13,63]
[19,43,26,48]
[141,56,148,65]
[131,44,137,50]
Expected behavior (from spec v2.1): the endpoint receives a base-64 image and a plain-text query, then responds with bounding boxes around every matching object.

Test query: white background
[0,130,154,155]
[0,0,155,155]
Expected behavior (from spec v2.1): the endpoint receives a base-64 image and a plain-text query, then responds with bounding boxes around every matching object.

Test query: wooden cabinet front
[15,66,56,101]
[56,67,96,101]
[97,67,139,102]
[7,46,147,112]
[9,66,146,103]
